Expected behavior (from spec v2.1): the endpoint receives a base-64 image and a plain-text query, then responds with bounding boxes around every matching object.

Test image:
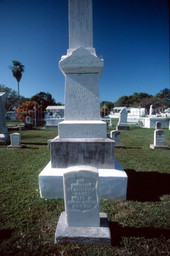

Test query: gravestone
[39,0,128,244]
[150,129,168,150]
[55,166,111,244]
[0,92,9,144]
[110,130,125,148]
[8,133,22,148]
[116,108,129,130]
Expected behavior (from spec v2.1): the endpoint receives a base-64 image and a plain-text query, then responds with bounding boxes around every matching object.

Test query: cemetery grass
[0,127,170,256]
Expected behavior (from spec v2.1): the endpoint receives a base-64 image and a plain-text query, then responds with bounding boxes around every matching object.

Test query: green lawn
[0,126,170,256]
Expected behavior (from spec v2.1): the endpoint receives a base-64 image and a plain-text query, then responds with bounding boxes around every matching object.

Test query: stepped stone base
[150,144,169,150]
[58,120,107,138]
[55,212,111,245]
[39,159,127,200]
[50,137,115,169]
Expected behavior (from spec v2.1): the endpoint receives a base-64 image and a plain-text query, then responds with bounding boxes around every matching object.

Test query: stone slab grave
[150,122,169,150]
[116,108,129,131]
[8,133,22,148]
[55,166,111,245]
[110,130,125,148]
[0,92,9,144]
[38,0,128,244]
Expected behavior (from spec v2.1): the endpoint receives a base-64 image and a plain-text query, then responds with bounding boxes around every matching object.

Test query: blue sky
[0,0,169,104]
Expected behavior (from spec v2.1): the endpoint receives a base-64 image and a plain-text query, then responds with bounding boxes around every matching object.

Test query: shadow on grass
[125,169,170,202]
[22,142,47,146]
[110,222,170,246]
[0,229,14,243]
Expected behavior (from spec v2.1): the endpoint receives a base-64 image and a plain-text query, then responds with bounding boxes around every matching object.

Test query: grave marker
[55,166,111,244]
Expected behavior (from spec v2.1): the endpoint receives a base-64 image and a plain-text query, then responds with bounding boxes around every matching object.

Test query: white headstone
[150,128,168,149]
[119,108,127,125]
[116,108,129,130]
[8,133,21,148]
[154,130,165,147]
[63,165,99,227]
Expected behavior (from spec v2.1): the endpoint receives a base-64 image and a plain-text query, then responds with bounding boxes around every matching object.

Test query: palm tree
[11,60,24,104]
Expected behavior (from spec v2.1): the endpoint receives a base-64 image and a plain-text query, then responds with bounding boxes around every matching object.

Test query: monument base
[116,125,129,131]
[0,133,10,145]
[39,159,127,200]
[55,212,111,245]
[150,144,169,150]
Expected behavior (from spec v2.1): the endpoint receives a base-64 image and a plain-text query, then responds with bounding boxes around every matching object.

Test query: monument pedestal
[150,144,169,150]
[116,125,129,131]
[39,159,127,200]
[55,212,111,245]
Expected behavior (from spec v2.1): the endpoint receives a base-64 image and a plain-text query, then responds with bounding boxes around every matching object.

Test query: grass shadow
[109,222,170,246]
[125,169,170,202]
[0,229,14,243]
[21,142,47,146]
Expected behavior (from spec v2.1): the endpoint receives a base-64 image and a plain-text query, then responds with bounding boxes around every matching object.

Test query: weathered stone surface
[39,159,127,200]
[50,137,115,169]
[8,133,22,148]
[58,121,106,138]
[63,166,99,227]
[55,212,111,245]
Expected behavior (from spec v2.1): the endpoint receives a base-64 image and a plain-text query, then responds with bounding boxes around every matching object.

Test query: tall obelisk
[58,0,106,138]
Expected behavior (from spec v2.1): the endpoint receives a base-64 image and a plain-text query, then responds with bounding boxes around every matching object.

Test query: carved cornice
[59,47,103,75]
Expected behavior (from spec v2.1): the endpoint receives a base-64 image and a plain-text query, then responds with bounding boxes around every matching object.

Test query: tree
[100,101,114,117]
[155,88,170,100]
[0,84,27,111]
[31,92,59,110]
[114,93,153,107]
[16,101,41,122]
[11,60,24,103]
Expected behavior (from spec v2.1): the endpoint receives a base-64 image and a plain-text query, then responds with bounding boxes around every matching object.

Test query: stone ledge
[150,144,169,150]
[39,159,127,200]
[55,212,111,245]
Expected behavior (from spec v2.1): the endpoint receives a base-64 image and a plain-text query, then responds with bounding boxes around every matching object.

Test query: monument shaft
[69,0,93,49]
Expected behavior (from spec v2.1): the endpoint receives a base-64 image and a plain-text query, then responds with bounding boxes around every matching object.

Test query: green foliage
[114,92,153,108]
[31,91,58,110]
[0,128,170,255]
[100,101,114,117]
[114,89,170,110]
[11,60,25,103]
[16,100,41,121]
[0,84,27,111]
[11,60,24,83]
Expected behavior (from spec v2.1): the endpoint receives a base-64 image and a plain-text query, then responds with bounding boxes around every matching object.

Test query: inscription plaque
[63,165,100,227]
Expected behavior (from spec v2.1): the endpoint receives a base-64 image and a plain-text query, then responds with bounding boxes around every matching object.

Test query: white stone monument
[0,92,9,144]
[39,0,128,244]
[149,105,153,116]
[8,133,22,148]
[116,108,129,130]
[150,128,168,150]
[55,166,111,244]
